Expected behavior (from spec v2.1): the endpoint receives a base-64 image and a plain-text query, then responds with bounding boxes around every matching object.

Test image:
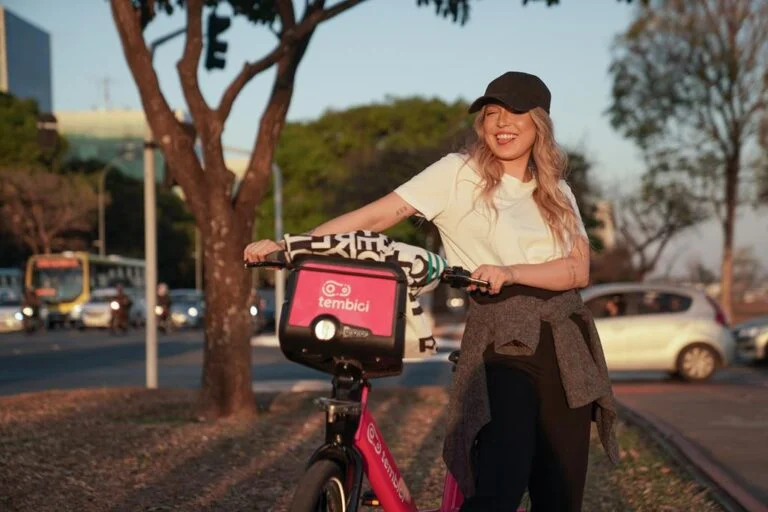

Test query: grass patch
[0,387,724,511]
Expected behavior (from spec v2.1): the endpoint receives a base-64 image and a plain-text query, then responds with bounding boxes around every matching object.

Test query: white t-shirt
[393,153,587,271]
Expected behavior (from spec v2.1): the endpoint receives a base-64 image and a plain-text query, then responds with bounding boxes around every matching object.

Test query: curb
[616,400,768,512]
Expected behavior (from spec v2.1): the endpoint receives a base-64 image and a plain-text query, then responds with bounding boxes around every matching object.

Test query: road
[2,326,766,394]
[0,328,460,396]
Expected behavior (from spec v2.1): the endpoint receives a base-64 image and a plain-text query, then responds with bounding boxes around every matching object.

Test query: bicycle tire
[288,459,347,512]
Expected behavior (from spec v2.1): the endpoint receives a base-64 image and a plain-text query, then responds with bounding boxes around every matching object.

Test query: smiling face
[481,103,537,164]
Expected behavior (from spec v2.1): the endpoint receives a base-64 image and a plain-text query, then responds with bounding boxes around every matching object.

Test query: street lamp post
[142,26,185,390]
[97,147,136,257]
[272,163,284,328]
[144,129,158,389]
[98,168,110,258]
[222,147,285,319]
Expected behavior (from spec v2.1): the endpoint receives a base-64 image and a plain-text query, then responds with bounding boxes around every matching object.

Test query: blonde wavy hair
[466,105,582,253]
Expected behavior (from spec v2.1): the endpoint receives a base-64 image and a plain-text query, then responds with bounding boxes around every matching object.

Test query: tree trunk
[719,156,739,322]
[197,207,255,418]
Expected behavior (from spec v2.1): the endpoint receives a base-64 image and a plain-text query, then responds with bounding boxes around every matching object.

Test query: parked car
[580,283,735,382]
[0,288,48,334]
[733,315,768,363]
[169,289,205,328]
[76,288,144,330]
[250,288,276,333]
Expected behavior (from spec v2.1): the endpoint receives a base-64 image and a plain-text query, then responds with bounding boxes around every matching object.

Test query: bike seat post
[317,361,366,446]
[331,361,365,402]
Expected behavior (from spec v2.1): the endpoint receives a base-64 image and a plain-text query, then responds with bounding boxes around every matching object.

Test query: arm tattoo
[395,206,410,218]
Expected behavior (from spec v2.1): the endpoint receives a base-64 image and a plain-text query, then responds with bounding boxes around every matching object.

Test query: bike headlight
[313,319,336,341]
[249,305,258,316]
[14,312,23,321]
[154,305,163,315]
[110,301,120,311]
[22,307,33,317]
[188,307,198,317]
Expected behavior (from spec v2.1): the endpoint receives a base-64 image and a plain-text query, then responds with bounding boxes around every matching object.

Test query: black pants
[460,296,592,511]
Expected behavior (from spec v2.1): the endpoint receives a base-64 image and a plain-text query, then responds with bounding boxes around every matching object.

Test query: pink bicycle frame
[353,386,463,512]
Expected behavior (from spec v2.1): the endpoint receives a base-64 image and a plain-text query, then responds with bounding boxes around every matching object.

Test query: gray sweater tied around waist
[442,287,620,497]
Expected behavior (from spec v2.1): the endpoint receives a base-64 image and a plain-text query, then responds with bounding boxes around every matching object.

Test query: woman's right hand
[243,239,284,263]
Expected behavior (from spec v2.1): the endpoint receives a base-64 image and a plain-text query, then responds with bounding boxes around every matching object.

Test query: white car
[0,289,25,333]
[0,288,48,333]
[733,315,768,363]
[76,288,143,329]
[580,283,735,382]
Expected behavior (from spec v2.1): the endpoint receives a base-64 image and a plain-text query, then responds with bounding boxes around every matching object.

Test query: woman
[244,71,618,511]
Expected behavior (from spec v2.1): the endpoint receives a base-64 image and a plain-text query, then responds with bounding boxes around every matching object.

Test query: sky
[3,0,766,278]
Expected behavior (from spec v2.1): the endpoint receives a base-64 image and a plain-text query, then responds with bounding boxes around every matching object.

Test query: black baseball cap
[468,71,551,114]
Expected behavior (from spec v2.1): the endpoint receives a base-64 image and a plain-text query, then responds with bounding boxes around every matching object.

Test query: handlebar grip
[440,266,491,288]
[244,250,287,269]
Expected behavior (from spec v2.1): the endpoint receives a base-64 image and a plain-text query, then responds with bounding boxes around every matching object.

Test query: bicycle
[248,251,532,512]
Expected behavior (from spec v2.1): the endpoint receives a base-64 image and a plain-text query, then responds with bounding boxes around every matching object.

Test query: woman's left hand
[469,265,517,295]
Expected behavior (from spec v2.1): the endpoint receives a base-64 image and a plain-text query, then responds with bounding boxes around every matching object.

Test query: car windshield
[89,295,114,304]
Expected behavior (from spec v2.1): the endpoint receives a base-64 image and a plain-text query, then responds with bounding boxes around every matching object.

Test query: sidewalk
[615,381,768,512]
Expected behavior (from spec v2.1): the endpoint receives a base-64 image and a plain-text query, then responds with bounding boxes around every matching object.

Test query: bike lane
[614,377,768,512]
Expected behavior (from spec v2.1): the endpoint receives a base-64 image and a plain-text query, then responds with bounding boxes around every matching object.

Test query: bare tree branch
[321,0,368,21]
[218,46,291,123]
[176,0,211,130]
[218,0,369,124]
[231,0,371,218]
[109,0,208,224]
[0,170,99,254]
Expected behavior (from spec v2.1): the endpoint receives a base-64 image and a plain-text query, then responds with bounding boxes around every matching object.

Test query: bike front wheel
[288,459,347,512]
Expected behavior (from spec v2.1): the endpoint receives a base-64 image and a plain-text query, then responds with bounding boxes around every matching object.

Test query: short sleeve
[393,153,463,221]
[559,180,588,240]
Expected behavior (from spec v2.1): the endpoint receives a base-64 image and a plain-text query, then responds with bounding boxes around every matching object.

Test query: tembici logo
[318,280,370,312]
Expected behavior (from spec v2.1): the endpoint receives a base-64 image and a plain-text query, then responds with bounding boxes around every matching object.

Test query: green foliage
[37,157,196,285]
[255,96,602,250]
[0,93,67,170]
[84,169,197,287]
[415,0,471,24]
[564,150,603,252]
[0,93,41,168]
[137,0,645,31]
[254,97,471,242]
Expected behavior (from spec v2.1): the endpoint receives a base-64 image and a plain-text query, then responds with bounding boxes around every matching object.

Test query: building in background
[55,108,185,182]
[56,108,247,184]
[0,5,52,113]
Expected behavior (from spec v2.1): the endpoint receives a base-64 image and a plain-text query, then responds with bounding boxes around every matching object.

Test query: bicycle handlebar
[243,250,288,269]
[244,253,490,289]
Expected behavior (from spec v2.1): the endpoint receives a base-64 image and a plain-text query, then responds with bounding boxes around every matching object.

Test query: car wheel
[676,344,719,382]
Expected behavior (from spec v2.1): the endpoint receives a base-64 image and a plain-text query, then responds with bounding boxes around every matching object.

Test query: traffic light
[205,12,230,71]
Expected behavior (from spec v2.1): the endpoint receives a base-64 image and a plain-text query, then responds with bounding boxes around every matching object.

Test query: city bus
[25,252,145,327]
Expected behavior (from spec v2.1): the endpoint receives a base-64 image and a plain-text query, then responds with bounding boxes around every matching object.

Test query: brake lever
[441,267,490,289]
[244,250,289,269]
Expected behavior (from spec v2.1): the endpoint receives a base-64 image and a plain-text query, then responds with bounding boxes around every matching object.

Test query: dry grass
[0,387,723,511]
